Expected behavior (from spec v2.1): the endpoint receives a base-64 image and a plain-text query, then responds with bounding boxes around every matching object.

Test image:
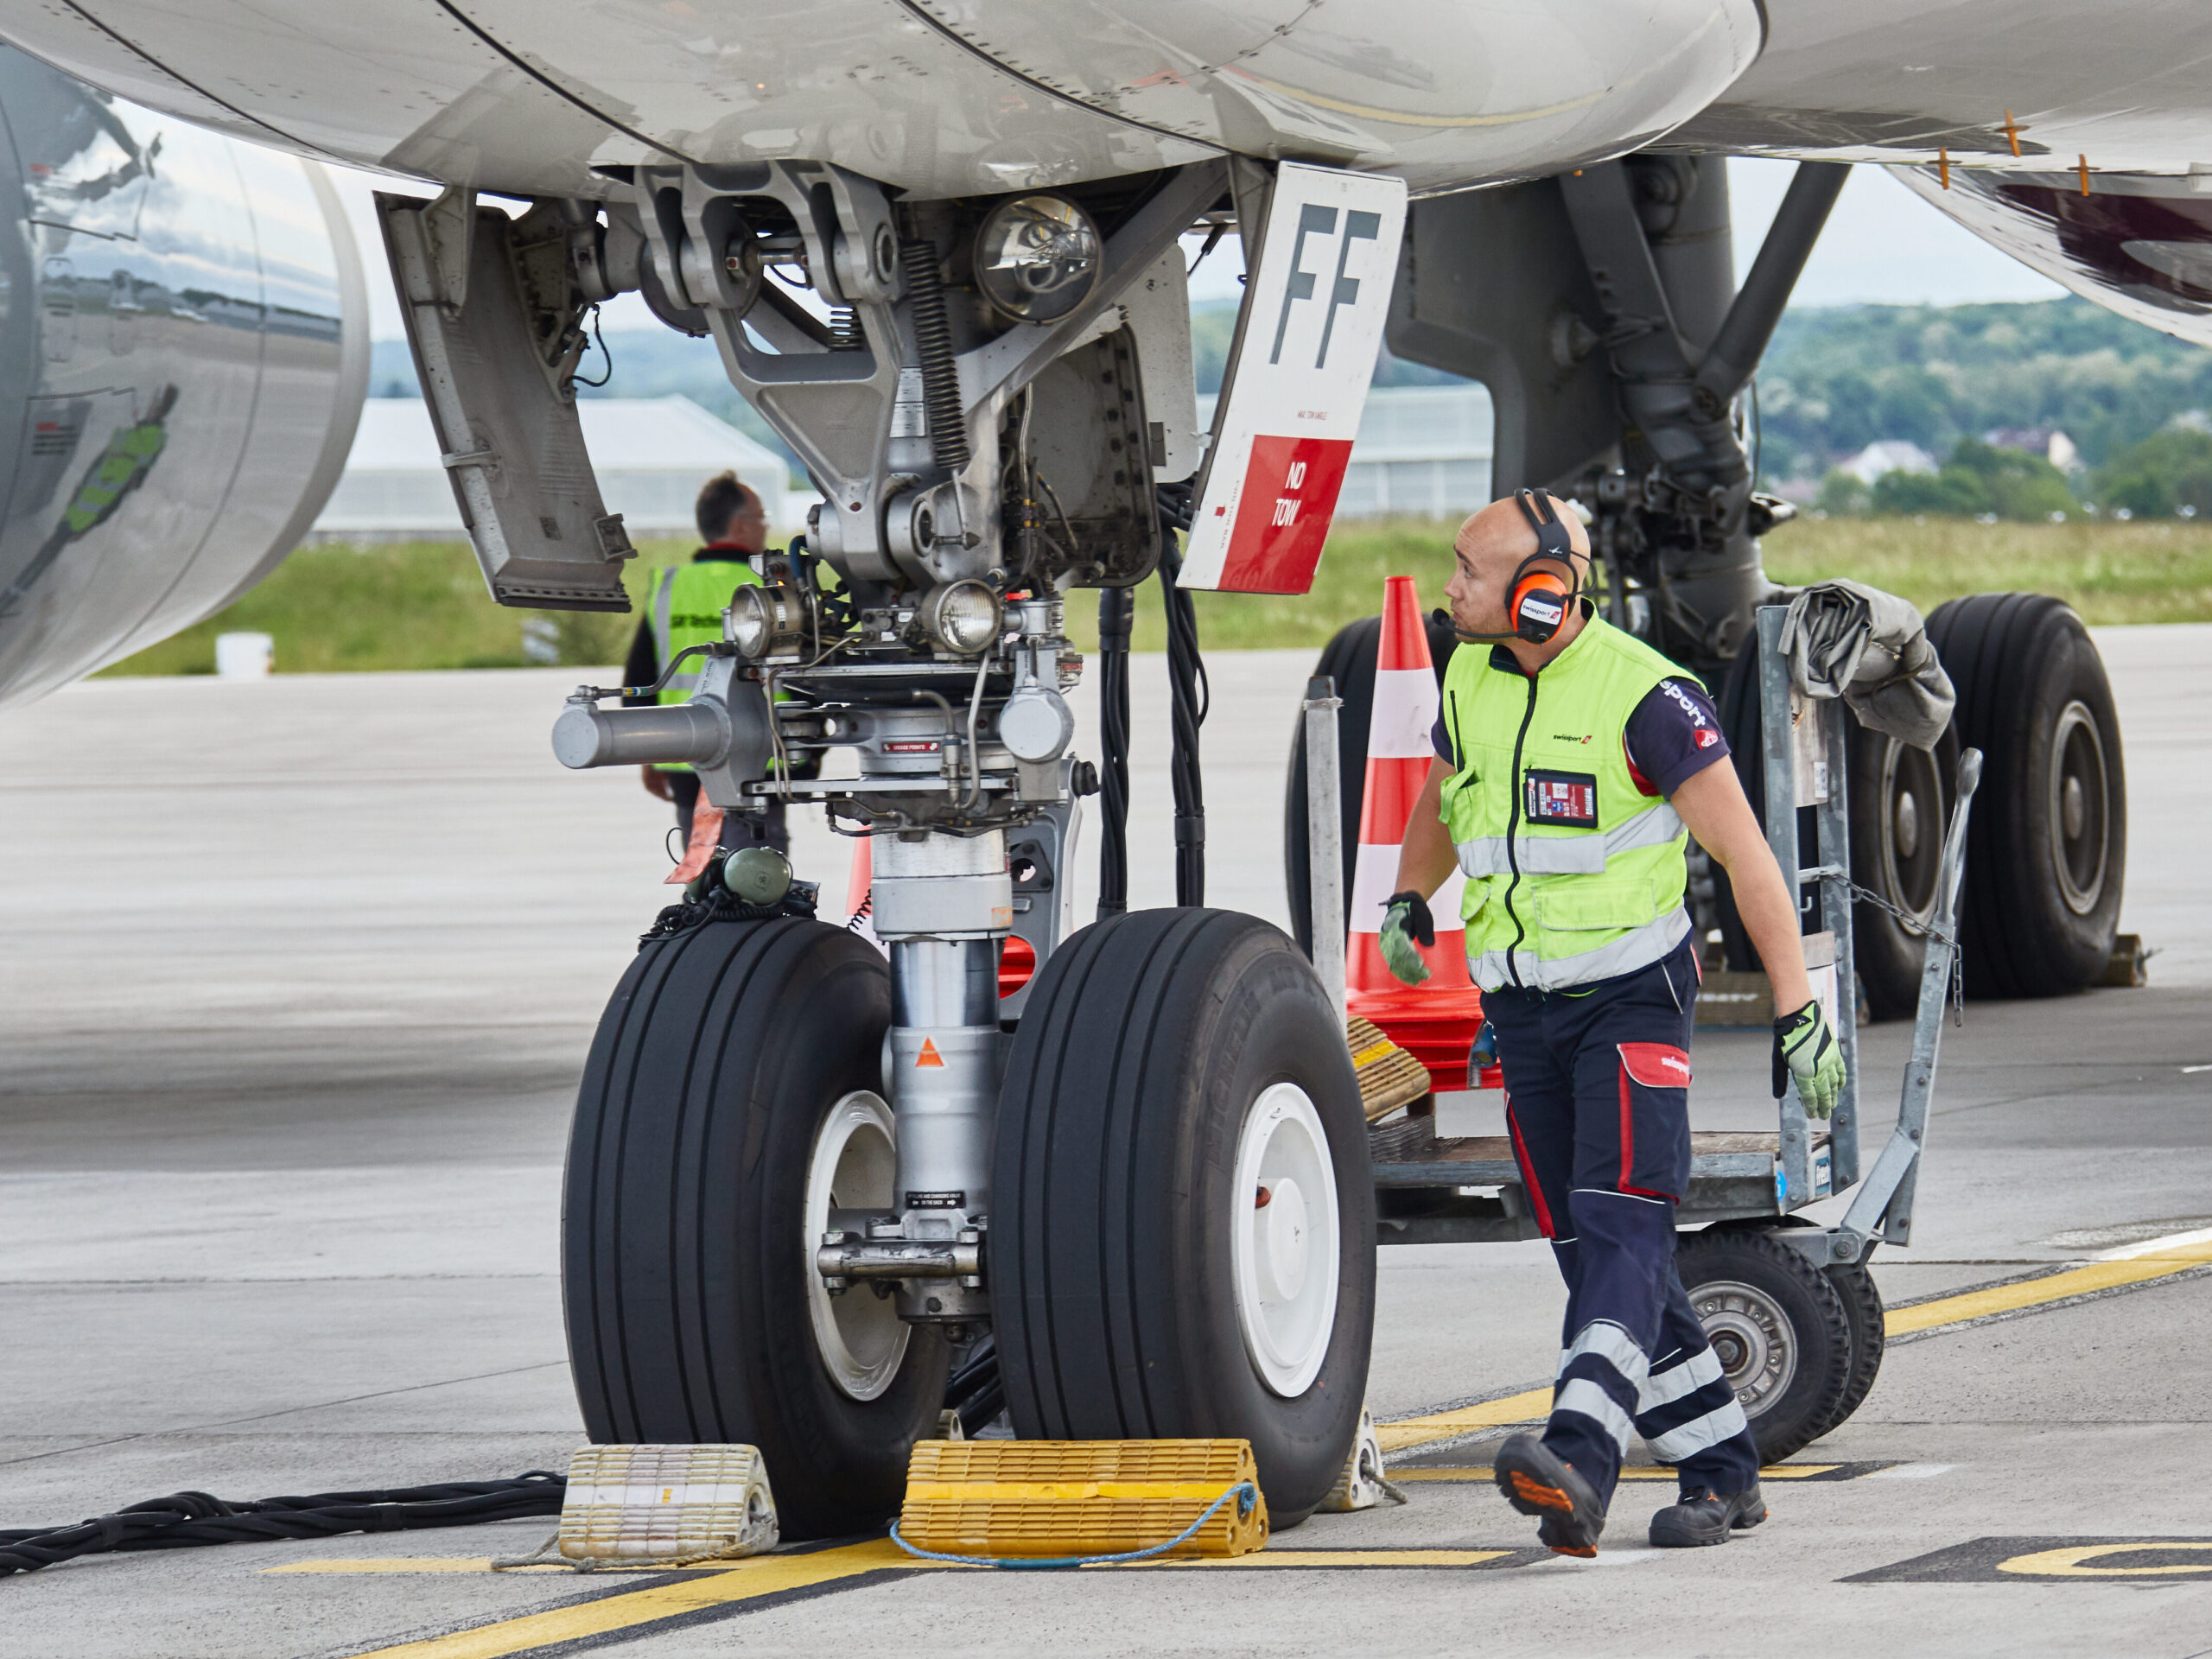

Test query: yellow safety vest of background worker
[1382,490,1847,1558]
[624,471,786,854]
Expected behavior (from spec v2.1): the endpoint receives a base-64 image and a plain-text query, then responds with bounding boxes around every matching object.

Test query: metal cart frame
[1353,605,1980,1264]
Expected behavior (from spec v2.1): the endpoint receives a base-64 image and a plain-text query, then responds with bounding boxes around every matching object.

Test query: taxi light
[974,195,1100,323]
[918,580,1002,656]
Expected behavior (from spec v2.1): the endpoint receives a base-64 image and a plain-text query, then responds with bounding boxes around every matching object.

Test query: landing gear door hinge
[378,188,633,614]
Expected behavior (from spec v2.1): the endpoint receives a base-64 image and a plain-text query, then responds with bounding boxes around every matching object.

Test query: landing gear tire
[992,908,1376,1526]
[1848,720,1961,1019]
[562,918,948,1541]
[1675,1226,1851,1464]
[1927,593,2126,997]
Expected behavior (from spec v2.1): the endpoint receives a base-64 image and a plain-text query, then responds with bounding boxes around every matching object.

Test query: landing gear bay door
[1180,164,1406,594]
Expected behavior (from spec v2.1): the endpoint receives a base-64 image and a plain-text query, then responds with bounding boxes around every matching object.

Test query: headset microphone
[1452,490,1584,645]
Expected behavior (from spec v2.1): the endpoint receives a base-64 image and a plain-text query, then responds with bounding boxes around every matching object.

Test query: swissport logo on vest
[1180,163,1408,596]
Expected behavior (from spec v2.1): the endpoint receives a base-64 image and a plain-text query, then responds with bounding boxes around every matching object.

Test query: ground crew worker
[1383,490,1846,1556]
[624,471,788,853]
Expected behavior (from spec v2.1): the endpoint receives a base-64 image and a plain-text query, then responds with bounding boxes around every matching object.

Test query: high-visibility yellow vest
[649,556,760,772]
[1437,613,1697,991]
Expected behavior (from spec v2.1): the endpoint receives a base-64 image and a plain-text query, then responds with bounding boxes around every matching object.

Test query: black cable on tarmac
[1096,584,1134,919]
[0,1474,564,1577]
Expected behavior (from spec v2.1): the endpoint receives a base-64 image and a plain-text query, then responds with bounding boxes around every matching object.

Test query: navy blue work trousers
[1482,938,1760,1506]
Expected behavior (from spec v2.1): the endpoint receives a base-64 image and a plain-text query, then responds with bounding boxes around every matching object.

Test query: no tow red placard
[1180,162,1408,594]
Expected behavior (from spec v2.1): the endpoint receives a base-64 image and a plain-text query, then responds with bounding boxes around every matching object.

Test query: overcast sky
[334,157,2065,343]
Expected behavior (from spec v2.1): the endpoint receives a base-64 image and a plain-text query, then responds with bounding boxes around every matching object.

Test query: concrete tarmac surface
[3,626,2209,1657]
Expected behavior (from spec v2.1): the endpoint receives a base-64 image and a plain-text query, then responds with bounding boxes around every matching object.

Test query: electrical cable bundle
[1154,486,1207,908]
[0,1474,565,1577]
[1095,584,1134,918]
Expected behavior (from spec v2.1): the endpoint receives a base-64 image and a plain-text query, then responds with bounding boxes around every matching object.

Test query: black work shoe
[1649,1484,1768,1548]
[1492,1433,1606,1557]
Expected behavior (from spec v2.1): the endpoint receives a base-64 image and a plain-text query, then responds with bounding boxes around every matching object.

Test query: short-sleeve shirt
[1429,663,1730,798]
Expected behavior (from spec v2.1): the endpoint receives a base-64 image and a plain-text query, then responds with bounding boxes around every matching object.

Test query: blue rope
[888,1480,1258,1570]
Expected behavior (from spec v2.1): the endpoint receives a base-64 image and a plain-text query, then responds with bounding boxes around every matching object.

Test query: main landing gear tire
[992,908,1376,1527]
[1926,593,2126,998]
[562,917,948,1541]
[1847,719,1962,1020]
[1675,1225,1854,1465]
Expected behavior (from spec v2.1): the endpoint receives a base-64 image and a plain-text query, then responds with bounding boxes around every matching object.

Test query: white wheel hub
[1231,1083,1340,1397]
[804,1091,909,1402]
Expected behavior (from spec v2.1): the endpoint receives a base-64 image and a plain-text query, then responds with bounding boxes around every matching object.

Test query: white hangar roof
[312,397,794,540]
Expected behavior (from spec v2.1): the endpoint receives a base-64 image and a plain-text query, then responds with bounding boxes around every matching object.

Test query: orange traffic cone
[844,836,884,953]
[1344,575,1496,1092]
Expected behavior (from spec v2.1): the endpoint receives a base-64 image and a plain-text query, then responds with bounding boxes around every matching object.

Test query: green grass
[100,516,2212,679]
[101,537,700,677]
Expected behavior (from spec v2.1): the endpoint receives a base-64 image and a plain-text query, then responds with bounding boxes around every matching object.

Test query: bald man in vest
[1384,491,1847,1556]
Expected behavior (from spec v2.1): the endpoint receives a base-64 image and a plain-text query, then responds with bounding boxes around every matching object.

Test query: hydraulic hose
[1096,584,1134,918]
[899,240,970,474]
[0,1475,564,1576]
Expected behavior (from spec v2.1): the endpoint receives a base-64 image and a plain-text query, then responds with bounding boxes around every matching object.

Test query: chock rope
[887,1479,1257,1570]
[0,1474,564,1577]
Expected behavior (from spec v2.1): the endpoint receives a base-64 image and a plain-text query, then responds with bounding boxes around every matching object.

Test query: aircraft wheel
[1848,720,1961,1018]
[1676,1226,1851,1464]
[992,908,1376,1526]
[1928,593,2126,996]
[563,917,948,1540]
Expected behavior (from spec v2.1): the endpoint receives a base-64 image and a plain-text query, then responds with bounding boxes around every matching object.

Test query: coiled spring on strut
[899,240,971,474]
[826,306,863,350]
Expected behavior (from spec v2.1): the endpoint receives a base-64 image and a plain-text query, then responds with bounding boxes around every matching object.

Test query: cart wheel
[993,908,1376,1525]
[1675,1227,1851,1465]
[1815,1261,1886,1437]
[563,918,949,1540]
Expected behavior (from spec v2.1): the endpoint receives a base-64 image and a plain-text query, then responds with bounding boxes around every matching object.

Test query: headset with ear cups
[1453,489,1585,645]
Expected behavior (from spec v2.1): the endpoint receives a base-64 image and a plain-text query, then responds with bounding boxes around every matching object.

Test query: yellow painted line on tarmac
[1884,1238,2212,1336]
[1388,1464,1839,1483]
[331,1540,929,1659]
[1374,1388,1552,1452]
[1378,1239,2212,1456]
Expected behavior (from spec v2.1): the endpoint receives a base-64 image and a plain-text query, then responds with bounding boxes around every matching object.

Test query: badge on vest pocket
[1523,769,1598,829]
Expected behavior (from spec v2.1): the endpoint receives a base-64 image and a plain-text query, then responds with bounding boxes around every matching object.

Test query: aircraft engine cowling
[0,45,367,709]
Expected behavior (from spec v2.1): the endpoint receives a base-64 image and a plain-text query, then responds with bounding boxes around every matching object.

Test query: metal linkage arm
[1834,747,1983,1256]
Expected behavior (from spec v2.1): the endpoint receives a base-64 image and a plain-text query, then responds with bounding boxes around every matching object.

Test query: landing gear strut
[522,156,1372,1531]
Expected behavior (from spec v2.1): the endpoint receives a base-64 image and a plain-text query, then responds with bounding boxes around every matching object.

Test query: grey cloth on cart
[1777,580,1955,750]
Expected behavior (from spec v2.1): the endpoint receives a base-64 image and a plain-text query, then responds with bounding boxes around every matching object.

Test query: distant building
[312,397,793,543]
[1197,385,1495,519]
[1840,440,1938,486]
[1981,428,2080,471]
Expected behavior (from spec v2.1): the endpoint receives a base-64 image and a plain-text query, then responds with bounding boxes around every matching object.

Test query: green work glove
[1380,890,1436,987]
[1773,998,1847,1119]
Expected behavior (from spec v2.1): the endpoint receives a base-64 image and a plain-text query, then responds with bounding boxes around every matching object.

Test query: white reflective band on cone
[1367,667,1440,757]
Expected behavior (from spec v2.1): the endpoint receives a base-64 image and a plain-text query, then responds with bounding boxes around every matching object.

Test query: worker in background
[625,471,787,855]
[1382,491,1847,1557]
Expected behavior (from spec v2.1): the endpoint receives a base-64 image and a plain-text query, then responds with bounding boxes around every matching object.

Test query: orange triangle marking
[916,1038,944,1068]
